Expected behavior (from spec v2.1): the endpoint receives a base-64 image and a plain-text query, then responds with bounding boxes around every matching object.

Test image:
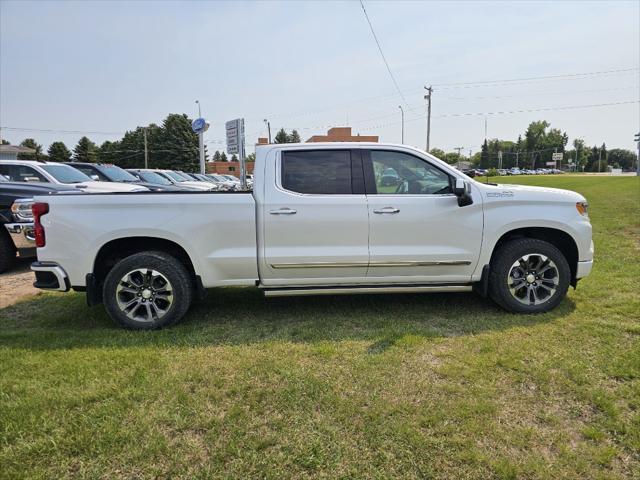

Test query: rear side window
[0,164,48,182]
[282,150,352,194]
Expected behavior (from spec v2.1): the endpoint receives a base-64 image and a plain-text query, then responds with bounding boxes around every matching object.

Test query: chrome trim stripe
[270,260,471,269]
[264,285,473,297]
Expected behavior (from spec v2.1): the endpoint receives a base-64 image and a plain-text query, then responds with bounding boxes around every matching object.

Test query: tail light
[32,202,49,248]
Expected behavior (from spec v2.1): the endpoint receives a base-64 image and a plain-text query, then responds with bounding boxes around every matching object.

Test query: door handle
[373,207,400,214]
[270,208,297,215]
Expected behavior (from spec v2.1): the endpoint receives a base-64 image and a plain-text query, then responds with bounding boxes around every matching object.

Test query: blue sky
[1,0,639,155]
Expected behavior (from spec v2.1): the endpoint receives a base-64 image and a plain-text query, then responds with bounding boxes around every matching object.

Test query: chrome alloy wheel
[115,268,174,322]
[507,253,560,306]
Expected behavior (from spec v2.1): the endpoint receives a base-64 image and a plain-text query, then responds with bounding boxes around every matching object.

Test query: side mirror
[454,178,473,207]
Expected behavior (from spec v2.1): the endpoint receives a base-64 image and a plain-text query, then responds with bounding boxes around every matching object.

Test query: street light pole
[398,105,404,144]
[424,85,433,152]
[264,119,272,144]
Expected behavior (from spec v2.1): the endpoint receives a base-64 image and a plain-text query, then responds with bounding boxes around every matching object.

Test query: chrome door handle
[270,208,297,215]
[373,207,400,214]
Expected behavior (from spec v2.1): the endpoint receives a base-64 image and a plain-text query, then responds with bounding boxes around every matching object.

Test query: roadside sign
[552,152,563,161]
[546,161,556,166]
[191,117,209,134]
[226,118,245,155]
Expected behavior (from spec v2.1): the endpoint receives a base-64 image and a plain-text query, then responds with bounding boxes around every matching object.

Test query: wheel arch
[92,237,199,299]
[490,227,579,283]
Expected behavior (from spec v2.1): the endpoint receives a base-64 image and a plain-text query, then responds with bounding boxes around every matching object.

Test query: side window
[282,150,352,194]
[0,165,47,182]
[75,166,104,180]
[370,151,452,195]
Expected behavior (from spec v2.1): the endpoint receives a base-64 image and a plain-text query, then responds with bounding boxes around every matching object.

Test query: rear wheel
[0,230,16,274]
[489,238,570,313]
[103,251,193,329]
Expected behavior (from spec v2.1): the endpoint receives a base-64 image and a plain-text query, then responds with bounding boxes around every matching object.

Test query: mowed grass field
[1,176,638,479]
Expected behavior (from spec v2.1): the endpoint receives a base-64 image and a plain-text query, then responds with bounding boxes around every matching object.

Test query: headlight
[576,202,589,216]
[11,198,34,221]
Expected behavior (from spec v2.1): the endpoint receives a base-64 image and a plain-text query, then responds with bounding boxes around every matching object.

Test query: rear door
[364,149,483,283]
[259,148,369,286]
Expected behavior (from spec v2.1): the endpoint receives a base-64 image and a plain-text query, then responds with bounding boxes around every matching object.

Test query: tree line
[7,115,306,171]
[430,120,637,171]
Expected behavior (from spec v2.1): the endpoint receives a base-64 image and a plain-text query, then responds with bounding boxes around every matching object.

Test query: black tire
[0,229,16,274]
[103,251,193,329]
[488,238,570,314]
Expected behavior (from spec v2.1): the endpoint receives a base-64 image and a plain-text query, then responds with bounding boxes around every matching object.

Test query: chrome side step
[263,284,473,297]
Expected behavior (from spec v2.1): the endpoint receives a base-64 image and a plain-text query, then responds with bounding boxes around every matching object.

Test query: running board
[263,284,473,297]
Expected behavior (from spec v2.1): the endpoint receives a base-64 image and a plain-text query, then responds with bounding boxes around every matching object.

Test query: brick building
[206,161,255,176]
[306,127,378,143]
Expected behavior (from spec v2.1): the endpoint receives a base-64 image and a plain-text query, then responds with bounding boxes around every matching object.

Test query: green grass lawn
[1,176,639,479]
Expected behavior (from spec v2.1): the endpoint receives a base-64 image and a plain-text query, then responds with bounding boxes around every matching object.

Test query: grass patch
[1,176,638,479]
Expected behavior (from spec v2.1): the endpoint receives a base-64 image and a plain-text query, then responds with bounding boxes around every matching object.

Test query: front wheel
[103,251,193,329]
[489,238,570,313]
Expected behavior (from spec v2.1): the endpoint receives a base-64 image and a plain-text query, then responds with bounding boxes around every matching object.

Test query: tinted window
[73,165,107,181]
[0,165,48,182]
[97,165,138,182]
[370,151,452,195]
[282,150,351,194]
[40,165,92,183]
[135,171,173,185]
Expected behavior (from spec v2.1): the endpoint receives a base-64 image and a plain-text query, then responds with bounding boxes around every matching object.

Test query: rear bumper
[31,261,70,292]
[4,222,36,255]
[576,260,593,279]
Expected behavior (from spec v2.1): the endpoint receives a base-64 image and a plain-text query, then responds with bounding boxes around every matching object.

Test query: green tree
[17,138,44,160]
[47,141,72,163]
[1,139,10,145]
[231,154,238,162]
[152,114,199,171]
[220,152,228,162]
[274,128,289,144]
[212,150,222,162]
[73,136,98,162]
[289,130,301,143]
[428,148,446,159]
[245,152,256,162]
[607,148,636,170]
[480,139,489,169]
[97,140,121,165]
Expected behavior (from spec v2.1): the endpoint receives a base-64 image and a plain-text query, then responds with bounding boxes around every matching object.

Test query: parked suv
[68,162,185,192]
[0,160,148,193]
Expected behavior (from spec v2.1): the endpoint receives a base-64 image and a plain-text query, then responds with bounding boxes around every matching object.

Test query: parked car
[1,176,80,272]
[140,169,217,191]
[205,174,237,191]
[0,160,148,193]
[68,162,185,192]
[126,169,198,191]
[29,143,593,329]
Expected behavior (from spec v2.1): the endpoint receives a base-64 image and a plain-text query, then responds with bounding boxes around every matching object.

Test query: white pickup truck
[30,143,593,329]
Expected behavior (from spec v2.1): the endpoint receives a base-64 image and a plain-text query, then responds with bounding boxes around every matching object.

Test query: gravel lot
[0,258,39,308]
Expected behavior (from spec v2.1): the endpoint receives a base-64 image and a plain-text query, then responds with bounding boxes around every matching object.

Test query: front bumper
[4,222,36,254]
[31,261,70,292]
[576,260,593,279]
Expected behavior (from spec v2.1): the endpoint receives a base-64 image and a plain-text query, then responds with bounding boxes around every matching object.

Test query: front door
[363,149,483,284]
[259,148,370,287]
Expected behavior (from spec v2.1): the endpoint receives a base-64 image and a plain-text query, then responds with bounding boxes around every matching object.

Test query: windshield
[137,171,173,185]
[41,164,92,183]
[194,173,213,182]
[164,171,189,182]
[0,174,7,182]
[98,165,139,182]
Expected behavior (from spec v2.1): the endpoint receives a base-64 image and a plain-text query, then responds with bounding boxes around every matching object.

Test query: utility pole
[264,119,271,143]
[143,127,149,169]
[515,151,520,168]
[398,105,404,144]
[635,132,640,176]
[454,146,463,170]
[424,85,433,152]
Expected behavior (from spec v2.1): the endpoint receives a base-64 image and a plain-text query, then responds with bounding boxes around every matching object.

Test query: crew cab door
[363,149,483,283]
[259,148,369,286]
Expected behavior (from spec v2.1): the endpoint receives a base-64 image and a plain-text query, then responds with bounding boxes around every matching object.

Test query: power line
[358,0,410,109]
[432,67,639,89]
[0,126,125,135]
